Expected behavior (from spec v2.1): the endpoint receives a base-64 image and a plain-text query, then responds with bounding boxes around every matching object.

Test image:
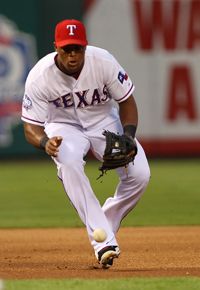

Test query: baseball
[93,228,107,242]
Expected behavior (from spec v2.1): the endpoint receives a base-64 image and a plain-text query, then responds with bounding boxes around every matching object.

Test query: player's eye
[62,45,84,53]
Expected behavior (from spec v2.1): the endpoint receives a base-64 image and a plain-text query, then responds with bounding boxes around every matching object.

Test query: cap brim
[56,39,88,48]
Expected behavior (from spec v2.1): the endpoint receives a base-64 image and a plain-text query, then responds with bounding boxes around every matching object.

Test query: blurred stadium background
[0,0,199,159]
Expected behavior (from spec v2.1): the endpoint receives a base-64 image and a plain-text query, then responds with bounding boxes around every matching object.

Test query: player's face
[56,45,86,75]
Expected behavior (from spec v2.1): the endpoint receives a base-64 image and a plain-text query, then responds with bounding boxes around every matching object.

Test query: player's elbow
[23,122,32,143]
[23,122,45,148]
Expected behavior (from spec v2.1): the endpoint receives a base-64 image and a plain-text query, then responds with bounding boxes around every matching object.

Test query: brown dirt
[0,226,200,279]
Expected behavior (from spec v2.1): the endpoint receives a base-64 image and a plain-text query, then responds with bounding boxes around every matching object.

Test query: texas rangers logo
[118,71,128,84]
[0,15,37,146]
[66,24,77,35]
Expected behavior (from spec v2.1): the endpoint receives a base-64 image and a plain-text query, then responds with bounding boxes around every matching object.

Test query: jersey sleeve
[21,81,48,126]
[104,54,135,103]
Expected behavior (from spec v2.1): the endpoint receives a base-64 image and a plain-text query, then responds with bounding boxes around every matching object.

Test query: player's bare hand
[45,136,63,157]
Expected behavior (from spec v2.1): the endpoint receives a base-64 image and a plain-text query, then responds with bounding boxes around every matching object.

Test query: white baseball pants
[45,121,150,253]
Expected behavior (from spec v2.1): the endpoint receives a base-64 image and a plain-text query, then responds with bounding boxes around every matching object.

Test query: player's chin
[67,63,82,74]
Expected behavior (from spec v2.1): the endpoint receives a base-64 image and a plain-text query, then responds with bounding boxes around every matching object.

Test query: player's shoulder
[86,45,115,63]
[26,52,57,85]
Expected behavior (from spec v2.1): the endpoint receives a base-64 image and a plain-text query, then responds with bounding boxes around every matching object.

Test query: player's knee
[134,165,151,189]
[58,158,84,168]
[56,150,85,166]
[125,163,150,190]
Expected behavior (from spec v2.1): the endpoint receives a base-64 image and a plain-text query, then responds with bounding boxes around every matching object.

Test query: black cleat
[97,246,120,269]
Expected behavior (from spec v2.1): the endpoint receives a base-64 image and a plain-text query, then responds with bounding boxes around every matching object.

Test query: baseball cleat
[96,246,120,268]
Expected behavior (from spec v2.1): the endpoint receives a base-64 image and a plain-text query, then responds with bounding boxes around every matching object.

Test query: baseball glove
[98,130,137,178]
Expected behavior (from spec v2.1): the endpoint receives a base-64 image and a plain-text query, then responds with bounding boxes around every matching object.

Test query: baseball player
[21,19,150,268]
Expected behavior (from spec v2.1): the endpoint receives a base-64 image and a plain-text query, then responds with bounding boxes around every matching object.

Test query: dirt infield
[0,226,200,279]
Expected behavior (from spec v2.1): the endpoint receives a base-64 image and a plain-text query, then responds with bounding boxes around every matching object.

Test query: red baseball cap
[55,19,88,48]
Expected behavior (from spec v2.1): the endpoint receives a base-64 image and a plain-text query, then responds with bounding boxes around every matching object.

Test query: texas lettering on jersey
[49,85,111,109]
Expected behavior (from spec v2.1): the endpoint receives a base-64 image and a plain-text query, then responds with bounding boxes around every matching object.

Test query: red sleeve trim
[21,115,45,125]
[116,84,134,103]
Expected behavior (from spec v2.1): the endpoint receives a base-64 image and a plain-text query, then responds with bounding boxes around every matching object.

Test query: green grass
[4,277,200,290]
[0,159,200,228]
[1,159,200,288]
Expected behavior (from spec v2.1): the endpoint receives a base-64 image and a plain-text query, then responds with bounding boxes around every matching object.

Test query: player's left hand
[98,130,137,177]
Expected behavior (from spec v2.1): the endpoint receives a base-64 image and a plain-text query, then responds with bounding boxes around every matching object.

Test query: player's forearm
[23,122,47,149]
[23,122,63,156]
[119,95,138,138]
[119,95,138,126]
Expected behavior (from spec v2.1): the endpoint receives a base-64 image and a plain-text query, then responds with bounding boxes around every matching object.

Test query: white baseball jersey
[22,46,135,128]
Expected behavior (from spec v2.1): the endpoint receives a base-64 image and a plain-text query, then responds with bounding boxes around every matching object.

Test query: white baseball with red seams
[21,45,150,255]
[93,228,107,242]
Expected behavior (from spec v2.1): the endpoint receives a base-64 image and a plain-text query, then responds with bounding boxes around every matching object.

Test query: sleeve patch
[118,71,128,84]
[22,95,32,110]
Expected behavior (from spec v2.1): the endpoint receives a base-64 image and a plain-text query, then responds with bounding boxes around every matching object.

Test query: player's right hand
[45,136,63,157]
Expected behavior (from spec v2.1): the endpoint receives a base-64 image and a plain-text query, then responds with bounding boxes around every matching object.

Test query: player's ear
[54,42,58,52]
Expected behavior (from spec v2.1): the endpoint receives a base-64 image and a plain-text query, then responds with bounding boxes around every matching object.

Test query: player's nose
[69,50,77,56]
